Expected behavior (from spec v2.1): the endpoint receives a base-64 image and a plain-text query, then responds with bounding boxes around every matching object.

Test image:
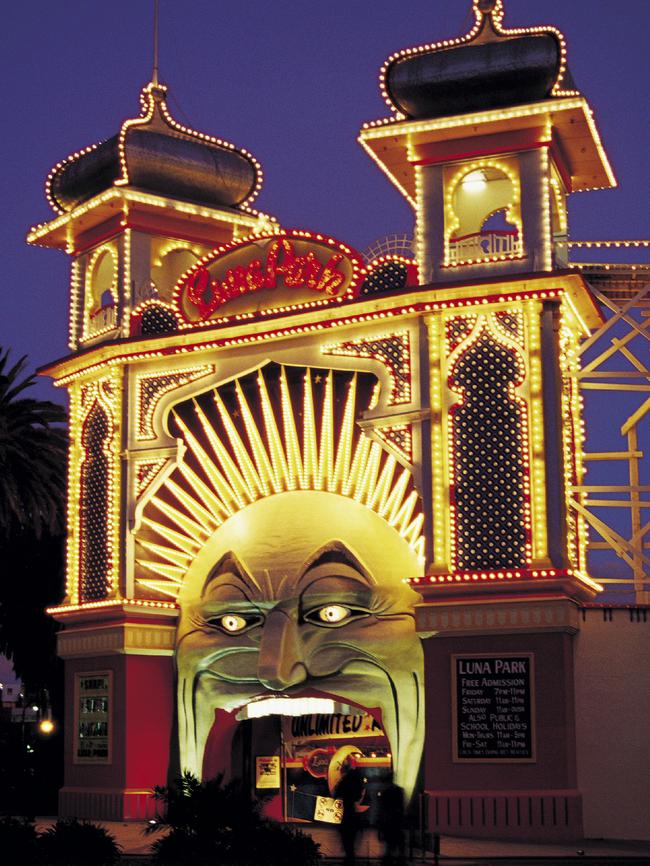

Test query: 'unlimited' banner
[286,713,383,743]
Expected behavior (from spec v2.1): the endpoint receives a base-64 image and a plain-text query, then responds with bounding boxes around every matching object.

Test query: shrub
[38,818,121,866]
[246,821,321,866]
[148,772,320,866]
[0,816,41,865]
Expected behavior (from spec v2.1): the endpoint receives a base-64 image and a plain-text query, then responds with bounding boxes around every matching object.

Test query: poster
[255,755,281,789]
[452,654,535,762]
[314,796,343,824]
[75,672,111,763]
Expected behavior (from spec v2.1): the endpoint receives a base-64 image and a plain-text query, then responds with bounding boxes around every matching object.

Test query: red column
[55,604,177,821]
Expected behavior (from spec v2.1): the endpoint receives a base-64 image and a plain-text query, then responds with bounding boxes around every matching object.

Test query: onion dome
[47,82,262,213]
[382,0,577,120]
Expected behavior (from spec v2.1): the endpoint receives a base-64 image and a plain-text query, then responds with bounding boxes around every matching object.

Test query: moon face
[176,491,425,802]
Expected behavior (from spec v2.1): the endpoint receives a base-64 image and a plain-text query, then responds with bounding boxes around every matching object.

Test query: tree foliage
[0,817,121,866]
[0,349,67,540]
[0,529,64,690]
[0,817,40,864]
[148,772,321,866]
[0,350,67,695]
[39,819,121,865]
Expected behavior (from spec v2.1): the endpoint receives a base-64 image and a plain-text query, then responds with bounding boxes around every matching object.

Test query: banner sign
[255,755,281,789]
[452,654,535,762]
[175,232,364,323]
[287,712,384,743]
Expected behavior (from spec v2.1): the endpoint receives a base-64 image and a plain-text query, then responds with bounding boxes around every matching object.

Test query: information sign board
[452,654,535,762]
[74,672,111,764]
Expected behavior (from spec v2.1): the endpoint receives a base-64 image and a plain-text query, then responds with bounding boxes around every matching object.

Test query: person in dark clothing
[377,775,406,864]
[334,761,365,866]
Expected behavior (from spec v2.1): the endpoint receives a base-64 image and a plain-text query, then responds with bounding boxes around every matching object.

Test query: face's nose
[258,608,308,691]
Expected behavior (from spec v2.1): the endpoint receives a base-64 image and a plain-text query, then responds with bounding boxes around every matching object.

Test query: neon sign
[175,232,364,323]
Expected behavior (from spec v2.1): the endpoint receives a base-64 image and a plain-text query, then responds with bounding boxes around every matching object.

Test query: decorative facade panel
[80,402,111,601]
[445,310,532,571]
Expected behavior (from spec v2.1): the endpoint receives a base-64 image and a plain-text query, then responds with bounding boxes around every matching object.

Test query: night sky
[2,0,648,397]
[0,1,647,594]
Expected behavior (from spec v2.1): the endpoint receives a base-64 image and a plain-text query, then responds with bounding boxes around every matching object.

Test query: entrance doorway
[232,706,392,826]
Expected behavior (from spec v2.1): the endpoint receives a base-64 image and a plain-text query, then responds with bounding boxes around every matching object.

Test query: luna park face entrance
[230,706,392,826]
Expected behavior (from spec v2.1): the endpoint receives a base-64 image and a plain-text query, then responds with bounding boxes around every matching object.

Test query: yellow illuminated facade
[32,0,621,838]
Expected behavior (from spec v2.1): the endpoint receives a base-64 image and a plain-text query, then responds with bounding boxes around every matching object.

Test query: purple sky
[2,0,648,397]
[0,0,647,596]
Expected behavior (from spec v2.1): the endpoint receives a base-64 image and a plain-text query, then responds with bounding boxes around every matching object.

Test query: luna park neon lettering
[183,238,348,319]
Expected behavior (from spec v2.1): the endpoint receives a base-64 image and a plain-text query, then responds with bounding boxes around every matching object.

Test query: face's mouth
[179,663,424,804]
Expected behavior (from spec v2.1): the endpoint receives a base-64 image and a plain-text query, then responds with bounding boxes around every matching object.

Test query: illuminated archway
[133,362,426,801]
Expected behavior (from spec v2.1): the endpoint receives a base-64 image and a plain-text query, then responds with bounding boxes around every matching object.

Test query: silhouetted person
[377,775,406,864]
[334,760,365,866]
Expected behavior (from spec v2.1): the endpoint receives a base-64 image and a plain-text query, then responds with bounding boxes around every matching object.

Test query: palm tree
[0,349,67,539]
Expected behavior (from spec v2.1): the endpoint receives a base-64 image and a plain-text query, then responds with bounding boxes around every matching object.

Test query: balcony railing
[87,303,118,336]
[448,230,521,264]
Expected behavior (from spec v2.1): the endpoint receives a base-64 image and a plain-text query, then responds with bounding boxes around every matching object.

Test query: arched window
[446,164,522,265]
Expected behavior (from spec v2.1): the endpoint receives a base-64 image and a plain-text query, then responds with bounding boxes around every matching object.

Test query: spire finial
[474,0,505,23]
[152,0,160,86]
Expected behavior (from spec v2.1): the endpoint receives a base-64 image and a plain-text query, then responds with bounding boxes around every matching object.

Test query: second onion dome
[382,0,578,120]
[47,81,262,214]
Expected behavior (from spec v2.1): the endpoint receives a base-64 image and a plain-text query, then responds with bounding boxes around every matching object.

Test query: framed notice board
[74,671,112,764]
[451,653,535,763]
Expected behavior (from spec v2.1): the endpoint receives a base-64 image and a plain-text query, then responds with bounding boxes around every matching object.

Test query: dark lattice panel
[495,310,522,342]
[447,315,478,351]
[323,333,411,404]
[80,402,110,601]
[451,334,528,569]
[361,260,409,295]
[561,372,581,565]
[141,303,178,335]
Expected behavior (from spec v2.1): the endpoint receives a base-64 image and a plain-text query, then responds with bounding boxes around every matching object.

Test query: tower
[361,0,614,281]
[29,80,277,819]
[357,0,615,839]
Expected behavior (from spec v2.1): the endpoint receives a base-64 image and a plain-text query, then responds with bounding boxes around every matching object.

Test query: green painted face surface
[176,491,425,801]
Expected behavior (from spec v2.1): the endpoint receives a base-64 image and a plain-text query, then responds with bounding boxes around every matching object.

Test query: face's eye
[303,604,368,627]
[318,605,350,624]
[206,613,262,634]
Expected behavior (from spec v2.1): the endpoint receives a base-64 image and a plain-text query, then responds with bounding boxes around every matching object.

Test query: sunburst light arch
[134,362,425,598]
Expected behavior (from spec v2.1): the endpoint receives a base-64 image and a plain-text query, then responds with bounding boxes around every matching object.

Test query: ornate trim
[57,623,177,658]
[416,598,581,636]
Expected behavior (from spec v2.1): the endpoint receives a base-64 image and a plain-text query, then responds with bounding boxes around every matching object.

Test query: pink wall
[60,653,174,820]
[423,632,577,791]
[421,631,581,840]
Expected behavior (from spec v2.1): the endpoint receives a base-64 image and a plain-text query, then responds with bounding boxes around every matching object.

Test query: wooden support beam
[584,499,650,507]
[583,452,643,461]
[580,383,650,391]
[576,371,650,379]
[621,397,650,436]
[572,485,650,493]
[579,284,649,355]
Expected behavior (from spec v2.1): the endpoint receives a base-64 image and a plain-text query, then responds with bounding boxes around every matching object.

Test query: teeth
[239,697,348,718]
